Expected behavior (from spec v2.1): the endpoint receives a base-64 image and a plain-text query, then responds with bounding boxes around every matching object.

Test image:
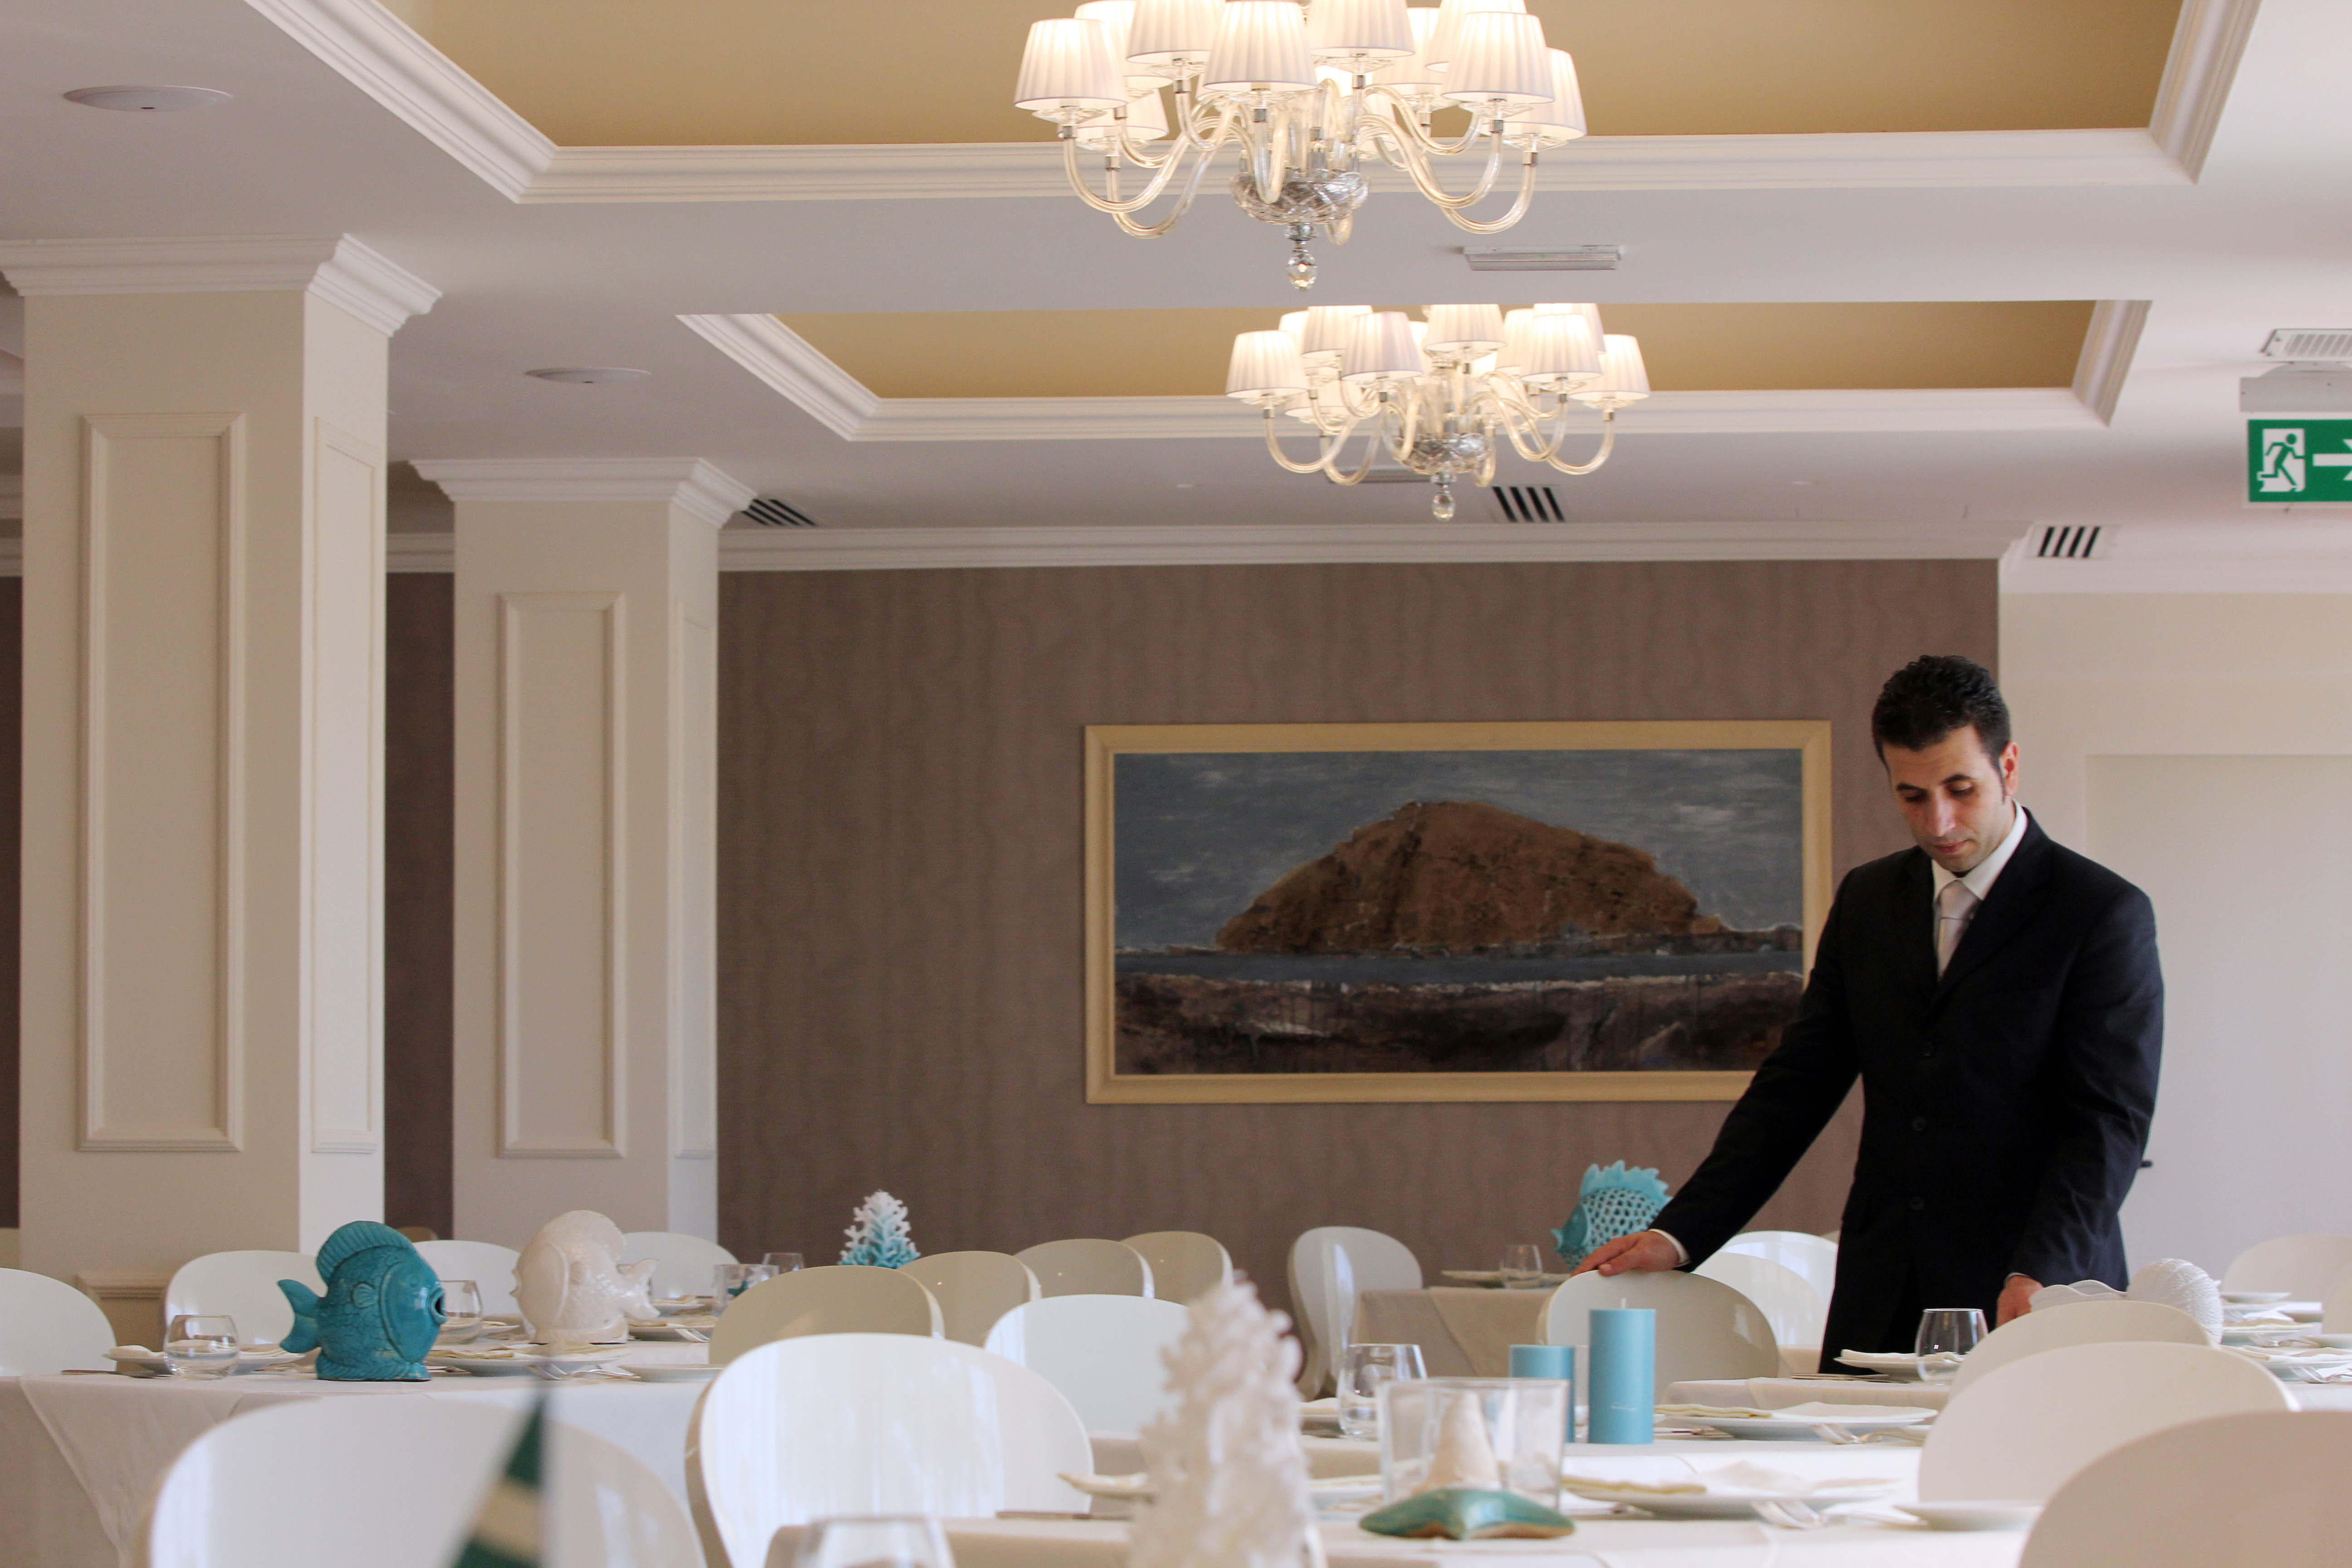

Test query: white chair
[983,1294,1192,1432]
[690,1334,1090,1568]
[1288,1226,1423,1396]
[1921,1341,2293,1503]
[1542,1270,1780,1398]
[1691,1251,1825,1354]
[1014,1239,1154,1298]
[707,1264,942,1363]
[901,1250,1040,1346]
[1950,1298,2210,1394]
[617,1230,737,1300]
[2222,1234,2352,1301]
[2323,1264,2352,1332]
[2019,1411,2352,1567]
[1714,1230,1839,1305]
[1120,1230,1233,1305]
[162,1251,324,1347]
[0,1268,116,1374]
[412,1239,523,1317]
[144,1392,700,1568]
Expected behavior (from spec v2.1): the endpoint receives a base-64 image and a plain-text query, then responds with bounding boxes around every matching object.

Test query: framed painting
[1084,720,1832,1103]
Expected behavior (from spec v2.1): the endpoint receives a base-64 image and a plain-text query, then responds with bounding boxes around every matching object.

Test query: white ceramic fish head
[616,1257,658,1318]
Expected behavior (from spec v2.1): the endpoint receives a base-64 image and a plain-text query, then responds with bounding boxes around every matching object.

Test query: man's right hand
[1571,1230,1682,1277]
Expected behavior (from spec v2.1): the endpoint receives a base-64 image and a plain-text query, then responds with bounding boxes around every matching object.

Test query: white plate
[1440,1270,1570,1287]
[627,1363,720,1383]
[1896,1501,2043,1532]
[629,1321,714,1340]
[2222,1291,2293,1304]
[105,1348,299,1376]
[1567,1483,1895,1520]
[1826,1351,1926,1381]
[1696,1412,1933,1441]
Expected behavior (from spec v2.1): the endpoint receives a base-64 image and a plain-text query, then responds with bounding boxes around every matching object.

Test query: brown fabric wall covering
[385,574,456,1238]
[714,560,1999,1309]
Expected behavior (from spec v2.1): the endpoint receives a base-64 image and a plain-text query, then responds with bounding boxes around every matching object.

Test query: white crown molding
[386,532,453,572]
[0,235,439,334]
[411,457,756,528]
[677,314,876,440]
[2150,0,2264,179]
[2072,300,2152,426]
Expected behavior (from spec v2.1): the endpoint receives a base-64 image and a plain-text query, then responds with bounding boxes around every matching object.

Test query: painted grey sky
[1114,748,1803,949]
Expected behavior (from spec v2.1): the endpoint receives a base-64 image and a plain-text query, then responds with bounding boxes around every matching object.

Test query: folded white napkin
[1561,1461,1891,1498]
[1655,1401,1928,1422]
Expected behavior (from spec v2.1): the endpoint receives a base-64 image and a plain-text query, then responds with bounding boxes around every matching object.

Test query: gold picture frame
[1084,720,1832,1104]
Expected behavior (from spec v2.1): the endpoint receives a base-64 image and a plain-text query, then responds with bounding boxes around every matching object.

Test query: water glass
[1340,1343,1426,1439]
[1915,1307,1988,1383]
[788,1515,954,1568]
[437,1279,485,1343]
[763,1253,805,1273]
[1378,1378,1571,1506]
[714,1263,779,1312]
[165,1315,241,1379]
[1498,1245,1548,1289]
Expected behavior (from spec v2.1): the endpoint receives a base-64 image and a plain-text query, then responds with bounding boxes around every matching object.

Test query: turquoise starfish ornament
[1359,1488,1579,1541]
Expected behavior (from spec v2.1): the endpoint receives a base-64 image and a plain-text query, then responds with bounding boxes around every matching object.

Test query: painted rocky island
[1114,799,1804,1075]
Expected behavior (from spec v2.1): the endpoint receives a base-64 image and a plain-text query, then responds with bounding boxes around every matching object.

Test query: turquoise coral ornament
[839,1191,920,1268]
[1552,1161,1672,1269]
[279,1220,445,1381]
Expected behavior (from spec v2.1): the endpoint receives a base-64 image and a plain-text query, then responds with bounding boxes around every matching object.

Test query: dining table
[1355,1287,1818,1378]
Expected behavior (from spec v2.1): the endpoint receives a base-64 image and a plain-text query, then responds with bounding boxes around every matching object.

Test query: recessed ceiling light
[525,367,651,384]
[64,85,232,112]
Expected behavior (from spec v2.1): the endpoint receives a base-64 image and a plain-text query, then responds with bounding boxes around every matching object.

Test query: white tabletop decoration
[839,1190,921,1267]
[1130,1279,1321,1568]
[513,1211,659,1344]
[2130,1258,2225,1337]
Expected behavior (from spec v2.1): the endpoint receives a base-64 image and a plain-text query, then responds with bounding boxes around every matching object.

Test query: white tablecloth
[1357,1290,1815,1380]
[1667,1377,2352,1415]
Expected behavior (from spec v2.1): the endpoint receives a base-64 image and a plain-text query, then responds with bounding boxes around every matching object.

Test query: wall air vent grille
[2034,524,2103,559]
[1489,485,1566,523]
[744,497,821,528]
[2261,329,2352,362]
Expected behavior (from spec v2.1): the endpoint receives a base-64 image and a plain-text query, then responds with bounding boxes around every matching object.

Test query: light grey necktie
[1936,879,1979,976]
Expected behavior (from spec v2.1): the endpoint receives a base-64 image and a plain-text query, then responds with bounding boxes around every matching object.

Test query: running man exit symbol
[2248,419,2352,503]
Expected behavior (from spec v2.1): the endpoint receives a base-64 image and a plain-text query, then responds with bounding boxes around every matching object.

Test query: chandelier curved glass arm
[1537,408,1617,475]
[1262,407,1372,475]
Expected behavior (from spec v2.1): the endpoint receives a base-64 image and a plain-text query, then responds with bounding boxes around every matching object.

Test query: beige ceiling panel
[424,1,2180,148]
[779,301,2098,400]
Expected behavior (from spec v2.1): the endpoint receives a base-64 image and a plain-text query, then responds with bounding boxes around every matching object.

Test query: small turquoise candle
[1586,1308,1655,1445]
[1508,1344,1576,1439]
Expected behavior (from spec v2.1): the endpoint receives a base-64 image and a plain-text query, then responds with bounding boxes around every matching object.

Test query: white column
[416,459,742,1246]
[1,236,438,1284]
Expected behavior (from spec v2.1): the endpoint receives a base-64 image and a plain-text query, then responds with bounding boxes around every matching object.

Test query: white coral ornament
[2128,1257,2225,1338]
[512,1210,658,1345]
[839,1191,920,1268]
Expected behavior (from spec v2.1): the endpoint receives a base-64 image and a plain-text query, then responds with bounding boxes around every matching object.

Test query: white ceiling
[5,0,2352,568]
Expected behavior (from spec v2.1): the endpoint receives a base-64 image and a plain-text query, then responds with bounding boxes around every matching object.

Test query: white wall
[2004,595,2352,1275]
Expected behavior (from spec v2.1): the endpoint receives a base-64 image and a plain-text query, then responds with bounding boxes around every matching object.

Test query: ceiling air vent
[743,497,821,528]
[2034,525,2103,560]
[2263,329,2352,362]
[1463,245,1623,272]
[1489,485,1566,523]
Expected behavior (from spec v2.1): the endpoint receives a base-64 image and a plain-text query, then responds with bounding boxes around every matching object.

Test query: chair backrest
[1714,1230,1839,1304]
[2222,1233,2352,1300]
[1119,1231,1233,1306]
[617,1231,738,1300]
[689,1334,1090,1568]
[707,1264,942,1363]
[411,1240,524,1317]
[1921,1341,2293,1503]
[899,1251,1040,1346]
[1013,1239,1155,1298]
[1287,1227,1423,1397]
[983,1294,1192,1432]
[0,1268,117,1374]
[144,1392,699,1568]
[1542,1270,1780,1397]
[2019,1411,2352,1567]
[1690,1251,1825,1352]
[162,1251,324,1347]
[1950,1298,2211,1394]
[2324,1264,2352,1332]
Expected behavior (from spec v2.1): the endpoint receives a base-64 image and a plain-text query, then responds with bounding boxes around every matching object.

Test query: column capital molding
[412,458,755,529]
[0,235,440,335]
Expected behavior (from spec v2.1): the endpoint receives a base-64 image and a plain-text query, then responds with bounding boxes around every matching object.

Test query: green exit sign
[2248,418,2352,503]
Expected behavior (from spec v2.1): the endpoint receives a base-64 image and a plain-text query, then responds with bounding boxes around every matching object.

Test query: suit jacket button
[1909,1197,1926,1211]
[1911,1116,1928,1132]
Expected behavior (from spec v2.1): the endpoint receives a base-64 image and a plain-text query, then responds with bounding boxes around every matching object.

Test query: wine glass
[714,1263,779,1313]
[1915,1307,1988,1383]
[1498,1245,1548,1289]
[438,1279,485,1343]
[763,1253,805,1274]
[165,1315,241,1379]
[1339,1342,1426,1439]
[788,1516,954,1568]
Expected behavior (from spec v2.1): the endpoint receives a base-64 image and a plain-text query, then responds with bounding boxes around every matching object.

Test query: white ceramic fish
[2129,1257,2225,1338]
[513,1210,658,1345]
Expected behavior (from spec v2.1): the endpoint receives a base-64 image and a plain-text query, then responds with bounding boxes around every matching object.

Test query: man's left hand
[1997,1275,2041,1326]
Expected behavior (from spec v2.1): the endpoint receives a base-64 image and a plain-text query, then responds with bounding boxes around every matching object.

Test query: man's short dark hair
[1872,655,2012,763]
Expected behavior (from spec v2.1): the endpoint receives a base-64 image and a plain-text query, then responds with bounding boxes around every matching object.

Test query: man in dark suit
[1575,655,2163,1359]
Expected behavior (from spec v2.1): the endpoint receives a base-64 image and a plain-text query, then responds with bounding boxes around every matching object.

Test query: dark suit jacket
[1650,815,2163,1361]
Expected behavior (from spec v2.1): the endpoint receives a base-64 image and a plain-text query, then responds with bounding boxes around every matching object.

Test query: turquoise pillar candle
[1509,1343,1576,1438]
[1586,1308,1655,1444]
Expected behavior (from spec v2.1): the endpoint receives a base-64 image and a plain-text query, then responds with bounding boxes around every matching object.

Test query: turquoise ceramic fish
[1553,1161,1672,1269]
[279,1220,446,1381]
[1359,1488,1578,1541]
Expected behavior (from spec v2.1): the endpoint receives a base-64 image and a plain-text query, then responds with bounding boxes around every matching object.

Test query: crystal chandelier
[1014,0,1583,287]
[1225,303,1647,518]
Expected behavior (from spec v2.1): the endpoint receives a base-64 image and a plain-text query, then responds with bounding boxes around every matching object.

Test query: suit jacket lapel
[1931,817,2055,1004]
[1893,851,1938,1000]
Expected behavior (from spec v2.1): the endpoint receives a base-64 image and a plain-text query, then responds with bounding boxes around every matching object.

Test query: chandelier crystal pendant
[1226,303,1647,518]
[1015,0,1585,288]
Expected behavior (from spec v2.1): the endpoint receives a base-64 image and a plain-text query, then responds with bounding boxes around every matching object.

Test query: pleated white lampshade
[1343,311,1425,382]
[1227,330,1311,399]
[1519,313,1601,386]
[1202,1,1318,93]
[1299,304,1372,363]
[1502,49,1586,144]
[1076,1,1137,64]
[1279,309,1309,342]
[1127,0,1221,70]
[1426,0,1524,73]
[1442,11,1553,105]
[1370,8,1444,97]
[1535,300,1605,343]
[1074,80,1171,148]
[1421,303,1507,356]
[1308,0,1416,67]
[1496,308,1536,373]
[1576,333,1651,402]
[1015,19,1127,118]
